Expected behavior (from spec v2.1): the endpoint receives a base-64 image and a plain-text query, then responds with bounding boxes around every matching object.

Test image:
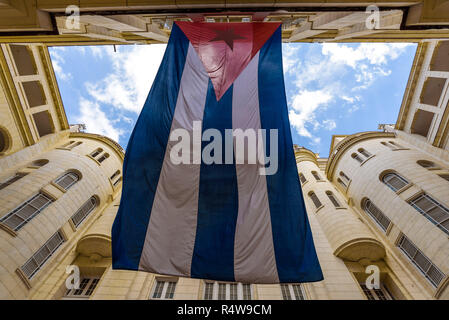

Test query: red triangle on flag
[176,21,281,101]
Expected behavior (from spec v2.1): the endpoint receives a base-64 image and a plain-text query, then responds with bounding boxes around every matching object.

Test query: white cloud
[285,42,413,141]
[288,89,333,138]
[322,119,337,131]
[49,47,72,81]
[75,98,123,142]
[85,44,167,113]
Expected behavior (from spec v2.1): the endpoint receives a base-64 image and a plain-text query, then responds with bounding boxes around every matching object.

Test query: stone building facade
[0,38,448,299]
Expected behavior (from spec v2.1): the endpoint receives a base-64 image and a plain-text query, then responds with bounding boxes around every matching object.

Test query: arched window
[54,171,80,191]
[352,153,363,164]
[97,153,109,163]
[363,199,391,231]
[110,170,120,181]
[382,172,409,192]
[113,177,122,187]
[326,191,341,208]
[409,194,449,236]
[0,127,10,154]
[0,172,27,191]
[298,173,307,184]
[71,196,98,227]
[388,141,404,149]
[340,171,350,183]
[308,192,322,209]
[31,159,49,167]
[90,148,103,158]
[0,192,53,231]
[311,171,322,181]
[358,148,371,158]
[337,178,346,188]
[61,141,74,148]
[381,141,395,150]
[67,141,82,150]
[417,160,440,169]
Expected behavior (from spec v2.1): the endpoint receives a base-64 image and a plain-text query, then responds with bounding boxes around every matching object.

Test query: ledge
[360,155,376,167]
[315,205,325,213]
[0,222,17,237]
[334,238,386,262]
[434,275,449,299]
[15,268,31,290]
[396,183,414,195]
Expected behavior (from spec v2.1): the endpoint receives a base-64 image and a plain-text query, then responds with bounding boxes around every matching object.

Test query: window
[113,177,122,187]
[30,159,49,167]
[204,282,252,300]
[363,199,391,232]
[110,170,121,186]
[381,141,395,150]
[71,196,98,227]
[97,153,109,163]
[54,171,80,191]
[0,172,27,191]
[90,148,102,158]
[0,127,10,153]
[382,172,409,192]
[110,170,120,181]
[311,171,322,181]
[381,141,405,150]
[21,230,65,279]
[397,234,445,287]
[66,141,82,150]
[340,171,350,183]
[33,111,54,137]
[308,192,322,209]
[326,191,341,208]
[417,160,440,169]
[61,141,74,148]
[280,284,305,300]
[352,153,363,164]
[0,192,53,231]
[299,173,307,184]
[388,141,404,149]
[337,178,347,188]
[151,279,177,299]
[408,194,449,235]
[64,277,99,299]
[358,148,371,158]
[360,284,394,300]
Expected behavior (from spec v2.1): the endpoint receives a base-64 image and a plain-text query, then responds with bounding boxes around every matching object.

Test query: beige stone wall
[0,132,123,299]
[329,133,449,299]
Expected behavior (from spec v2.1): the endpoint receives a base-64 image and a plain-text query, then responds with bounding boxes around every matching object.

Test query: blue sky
[49,42,416,157]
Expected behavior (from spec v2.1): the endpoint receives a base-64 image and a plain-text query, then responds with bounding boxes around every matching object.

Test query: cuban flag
[111,22,323,283]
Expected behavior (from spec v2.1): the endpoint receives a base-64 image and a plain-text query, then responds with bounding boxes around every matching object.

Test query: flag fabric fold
[111,22,323,284]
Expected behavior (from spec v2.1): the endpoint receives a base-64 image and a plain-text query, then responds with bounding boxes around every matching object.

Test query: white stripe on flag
[139,44,209,276]
[232,52,279,283]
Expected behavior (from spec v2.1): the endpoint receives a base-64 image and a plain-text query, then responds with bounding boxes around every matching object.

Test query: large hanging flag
[111,21,323,283]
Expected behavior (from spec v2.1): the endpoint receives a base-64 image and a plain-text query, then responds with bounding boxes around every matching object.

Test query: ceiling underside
[0,1,448,44]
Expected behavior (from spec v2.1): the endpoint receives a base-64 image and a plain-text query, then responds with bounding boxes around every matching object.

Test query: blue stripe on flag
[191,80,239,281]
[111,24,190,270]
[258,27,324,282]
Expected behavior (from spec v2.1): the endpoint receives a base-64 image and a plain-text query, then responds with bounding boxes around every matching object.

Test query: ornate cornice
[325,131,395,180]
